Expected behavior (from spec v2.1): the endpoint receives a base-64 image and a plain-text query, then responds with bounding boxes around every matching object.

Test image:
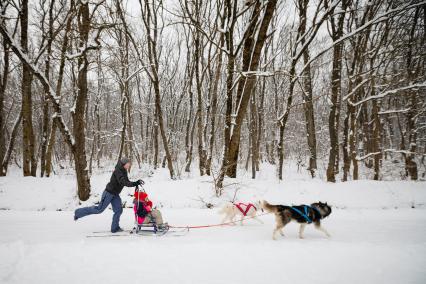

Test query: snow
[25,177,409,209]
[0,165,425,283]
[241,70,275,77]
[379,108,411,115]
[70,101,76,114]
[353,82,426,107]
[1,208,425,284]
[217,27,227,34]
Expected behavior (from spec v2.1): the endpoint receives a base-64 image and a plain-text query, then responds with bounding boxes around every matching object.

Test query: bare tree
[40,0,56,177]
[0,2,9,175]
[225,0,277,178]
[325,0,348,182]
[0,0,424,192]
[298,0,317,178]
[20,0,37,176]
[139,0,175,179]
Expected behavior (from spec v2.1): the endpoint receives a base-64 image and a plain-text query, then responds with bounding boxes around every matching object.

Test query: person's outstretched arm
[115,170,139,187]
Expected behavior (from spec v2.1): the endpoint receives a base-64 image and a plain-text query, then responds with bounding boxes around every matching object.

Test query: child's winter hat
[134,191,148,200]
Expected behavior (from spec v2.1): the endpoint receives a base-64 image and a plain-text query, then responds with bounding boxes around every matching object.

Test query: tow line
[169,212,271,230]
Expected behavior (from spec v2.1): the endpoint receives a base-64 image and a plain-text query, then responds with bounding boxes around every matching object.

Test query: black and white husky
[261,200,332,240]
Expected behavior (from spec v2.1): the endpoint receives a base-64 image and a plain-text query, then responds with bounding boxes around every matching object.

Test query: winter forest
[0,0,426,283]
[0,0,425,199]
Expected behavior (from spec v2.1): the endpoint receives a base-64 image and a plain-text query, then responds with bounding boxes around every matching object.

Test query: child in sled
[133,190,167,232]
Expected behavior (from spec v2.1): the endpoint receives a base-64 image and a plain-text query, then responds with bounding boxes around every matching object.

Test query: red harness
[234,203,257,216]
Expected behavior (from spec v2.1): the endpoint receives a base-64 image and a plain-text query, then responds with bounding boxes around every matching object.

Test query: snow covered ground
[0,164,425,283]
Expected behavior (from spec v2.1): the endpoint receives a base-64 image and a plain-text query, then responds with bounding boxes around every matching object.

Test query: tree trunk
[299,0,317,178]
[342,104,350,181]
[349,103,358,180]
[226,0,277,178]
[250,90,258,179]
[117,30,128,162]
[194,31,207,176]
[185,115,197,172]
[205,38,223,175]
[153,80,175,178]
[185,52,196,172]
[326,43,344,182]
[140,0,175,179]
[153,108,159,169]
[184,102,193,172]
[371,96,382,180]
[257,75,266,165]
[118,95,127,161]
[45,120,57,177]
[277,122,285,179]
[45,1,74,177]
[73,2,91,200]
[20,0,37,177]
[215,0,237,192]
[326,0,347,182]
[403,7,420,180]
[277,67,296,180]
[1,110,22,175]
[40,0,55,177]
[405,93,418,180]
[0,37,9,173]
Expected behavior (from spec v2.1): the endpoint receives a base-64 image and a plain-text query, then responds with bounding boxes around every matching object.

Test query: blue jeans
[74,190,123,232]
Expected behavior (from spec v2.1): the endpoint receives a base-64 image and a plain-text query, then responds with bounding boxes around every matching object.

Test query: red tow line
[168,212,270,230]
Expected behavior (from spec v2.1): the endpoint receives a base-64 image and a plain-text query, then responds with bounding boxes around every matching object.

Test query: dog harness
[234,203,257,216]
[290,205,321,224]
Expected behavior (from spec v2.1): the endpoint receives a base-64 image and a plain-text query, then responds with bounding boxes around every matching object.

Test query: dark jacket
[105,161,138,195]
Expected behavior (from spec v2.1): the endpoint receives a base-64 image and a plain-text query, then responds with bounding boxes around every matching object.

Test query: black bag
[136,201,149,218]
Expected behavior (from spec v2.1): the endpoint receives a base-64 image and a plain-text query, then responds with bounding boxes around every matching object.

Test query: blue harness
[290,205,321,224]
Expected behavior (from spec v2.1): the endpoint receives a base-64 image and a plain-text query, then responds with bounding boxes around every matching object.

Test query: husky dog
[219,201,264,225]
[261,200,332,240]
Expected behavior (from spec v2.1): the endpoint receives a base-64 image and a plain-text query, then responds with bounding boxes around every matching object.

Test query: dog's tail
[261,200,278,213]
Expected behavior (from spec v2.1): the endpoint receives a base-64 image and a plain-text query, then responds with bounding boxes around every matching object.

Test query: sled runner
[86,227,188,238]
[131,219,170,235]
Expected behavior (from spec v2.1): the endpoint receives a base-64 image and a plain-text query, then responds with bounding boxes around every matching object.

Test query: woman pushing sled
[74,157,144,233]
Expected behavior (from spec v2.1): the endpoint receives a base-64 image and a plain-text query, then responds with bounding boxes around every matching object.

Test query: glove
[137,179,145,186]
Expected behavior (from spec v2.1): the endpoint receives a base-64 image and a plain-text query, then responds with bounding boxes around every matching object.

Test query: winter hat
[120,157,131,165]
[135,191,148,200]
